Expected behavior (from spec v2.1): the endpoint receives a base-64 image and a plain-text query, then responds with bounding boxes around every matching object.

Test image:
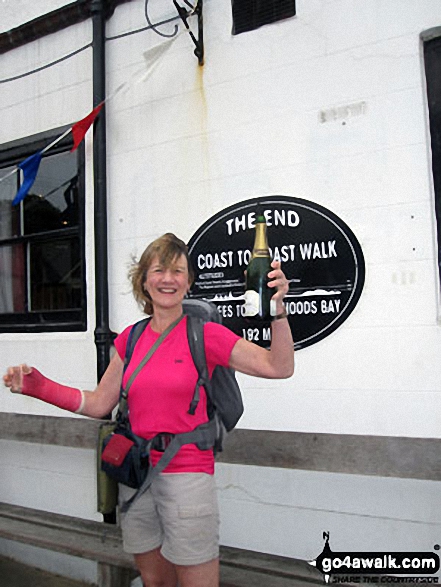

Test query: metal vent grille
[232,0,296,35]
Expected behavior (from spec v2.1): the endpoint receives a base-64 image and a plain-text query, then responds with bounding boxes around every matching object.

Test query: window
[424,35,441,291]
[231,0,296,35]
[0,129,86,331]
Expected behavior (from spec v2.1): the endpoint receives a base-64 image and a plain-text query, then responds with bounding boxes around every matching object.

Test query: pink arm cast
[21,368,84,413]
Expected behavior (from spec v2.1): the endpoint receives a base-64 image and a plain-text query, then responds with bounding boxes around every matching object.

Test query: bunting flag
[71,102,104,152]
[12,151,43,206]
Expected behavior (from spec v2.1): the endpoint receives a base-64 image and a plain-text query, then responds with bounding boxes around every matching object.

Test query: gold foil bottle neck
[252,216,270,258]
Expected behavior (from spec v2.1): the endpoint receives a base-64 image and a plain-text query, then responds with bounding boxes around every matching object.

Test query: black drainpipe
[91,0,117,524]
[91,0,112,384]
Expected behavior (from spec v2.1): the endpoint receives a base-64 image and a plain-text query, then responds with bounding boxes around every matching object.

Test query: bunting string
[0,43,93,85]
[0,27,186,205]
[42,127,73,155]
[0,0,200,204]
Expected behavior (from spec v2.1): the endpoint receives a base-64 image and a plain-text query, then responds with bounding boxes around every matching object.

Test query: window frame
[0,127,87,332]
[423,33,441,302]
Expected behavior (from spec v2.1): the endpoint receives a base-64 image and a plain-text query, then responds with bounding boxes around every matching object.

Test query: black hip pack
[101,426,150,489]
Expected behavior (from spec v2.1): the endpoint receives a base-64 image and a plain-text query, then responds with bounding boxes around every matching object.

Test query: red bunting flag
[71,102,104,152]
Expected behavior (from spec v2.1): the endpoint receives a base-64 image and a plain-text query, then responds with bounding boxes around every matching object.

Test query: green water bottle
[243,214,275,320]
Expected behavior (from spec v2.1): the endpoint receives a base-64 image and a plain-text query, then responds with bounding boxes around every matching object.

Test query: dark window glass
[424,37,441,291]
[30,237,81,312]
[0,130,86,332]
[232,0,296,35]
[23,151,79,235]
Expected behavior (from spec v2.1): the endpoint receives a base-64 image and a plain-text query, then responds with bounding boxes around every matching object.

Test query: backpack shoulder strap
[117,317,150,421]
[124,317,151,370]
[186,315,212,415]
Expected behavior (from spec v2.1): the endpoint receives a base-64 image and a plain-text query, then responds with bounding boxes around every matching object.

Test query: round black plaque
[187,195,365,350]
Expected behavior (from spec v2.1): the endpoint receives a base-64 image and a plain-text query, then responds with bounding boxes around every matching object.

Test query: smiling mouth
[158,288,177,294]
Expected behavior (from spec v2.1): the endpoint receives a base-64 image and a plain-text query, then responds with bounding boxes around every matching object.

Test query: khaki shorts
[118,473,219,566]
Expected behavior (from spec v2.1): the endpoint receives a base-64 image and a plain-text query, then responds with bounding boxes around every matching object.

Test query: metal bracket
[173,0,204,65]
[144,0,204,64]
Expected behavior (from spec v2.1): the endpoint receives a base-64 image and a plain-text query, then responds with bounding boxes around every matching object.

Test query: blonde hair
[129,233,194,315]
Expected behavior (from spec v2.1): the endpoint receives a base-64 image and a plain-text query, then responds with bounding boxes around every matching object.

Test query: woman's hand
[268,260,289,313]
[3,364,32,393]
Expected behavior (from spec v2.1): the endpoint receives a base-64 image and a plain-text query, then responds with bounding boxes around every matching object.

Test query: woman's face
[143,254,190,312]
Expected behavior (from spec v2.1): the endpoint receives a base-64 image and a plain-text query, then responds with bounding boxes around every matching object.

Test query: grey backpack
[183,298,244,444]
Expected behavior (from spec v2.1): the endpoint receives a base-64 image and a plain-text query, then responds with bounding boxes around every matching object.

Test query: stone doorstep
[0,554,322,587]
[0,554,92,587]
[220,545,323,584]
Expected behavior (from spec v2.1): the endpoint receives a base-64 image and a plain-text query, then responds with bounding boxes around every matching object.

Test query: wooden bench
[0,501,322,587]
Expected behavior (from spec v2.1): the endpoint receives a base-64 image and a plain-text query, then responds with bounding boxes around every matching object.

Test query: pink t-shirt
[114,317,240,474]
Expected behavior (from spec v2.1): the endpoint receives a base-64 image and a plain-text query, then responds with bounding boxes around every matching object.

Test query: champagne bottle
[243,214,275,320]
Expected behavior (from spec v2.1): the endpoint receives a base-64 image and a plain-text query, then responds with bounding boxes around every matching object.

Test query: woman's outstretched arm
[3,352,124,419]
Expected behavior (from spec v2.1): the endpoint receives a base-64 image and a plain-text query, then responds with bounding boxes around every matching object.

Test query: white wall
[0,14,100,577]
[0,18,98,413]
[2,0,438,436]
[0,0,440,575]
[104,0,441,439]
[216,463,441,565]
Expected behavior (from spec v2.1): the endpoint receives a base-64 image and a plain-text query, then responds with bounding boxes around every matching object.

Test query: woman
[3,233,294,587]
